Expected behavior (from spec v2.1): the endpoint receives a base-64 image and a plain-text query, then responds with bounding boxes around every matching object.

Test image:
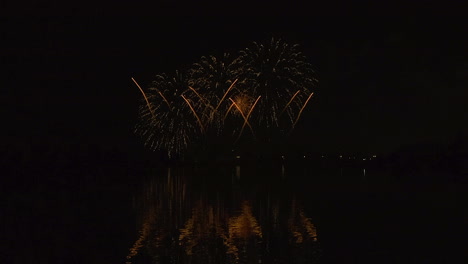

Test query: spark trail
[158,91,171,108]
[132,77,155,118]
[235,95,261,142]
[229,98,255,139]
[291,92,314,132]
[182,94,205,133]
[215,79,238,112]
[223,103,235,121]
[281,90,301,116]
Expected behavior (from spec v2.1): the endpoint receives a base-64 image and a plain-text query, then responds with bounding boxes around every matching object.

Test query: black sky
[4,4,467,157]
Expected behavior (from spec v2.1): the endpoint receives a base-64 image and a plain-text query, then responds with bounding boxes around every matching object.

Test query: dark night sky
[4,5,467,264]
[4,3,467,157]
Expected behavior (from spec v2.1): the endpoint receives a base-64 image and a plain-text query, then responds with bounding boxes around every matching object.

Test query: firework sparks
[158,90,171,108]
[181,94,205,133]
[281,90,301,116]
[132,77,155,118]
[235,95,261,142]
[237,38,317,128]
[215,78,238,112]
[291,92,314,132]
[223,102,235,121]
[134,72,203,157]
[134,38,317,157]
[189,86,208,106]
[229,98,255,138]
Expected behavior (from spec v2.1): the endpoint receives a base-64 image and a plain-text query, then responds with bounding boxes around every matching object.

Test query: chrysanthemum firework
[135,71,204,157]
[188,53,245,133]
[236,38,317,130]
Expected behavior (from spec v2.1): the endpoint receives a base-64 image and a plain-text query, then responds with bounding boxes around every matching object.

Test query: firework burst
[237,38,317,129]
[135,71,203,157]
[188,53,245,133]
[134,38,317,158]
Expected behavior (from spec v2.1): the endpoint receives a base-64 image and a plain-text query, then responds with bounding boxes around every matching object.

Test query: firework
[134,38,317,157]
[233,95,261,142]
[131,77,155,119]
[228,97,256,139]
[236,38,317,129]
[291,92,314,132]
[189,53,244,132]
[135,72,204,157]
[181,94,204,133]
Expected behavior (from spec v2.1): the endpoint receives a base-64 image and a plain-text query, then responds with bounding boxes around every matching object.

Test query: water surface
[124,162,464,264]
[127,164,321,264]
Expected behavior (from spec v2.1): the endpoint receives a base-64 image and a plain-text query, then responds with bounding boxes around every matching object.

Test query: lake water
[8,160,464,263]
[123,161,464,264]
[127,164,320,264]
